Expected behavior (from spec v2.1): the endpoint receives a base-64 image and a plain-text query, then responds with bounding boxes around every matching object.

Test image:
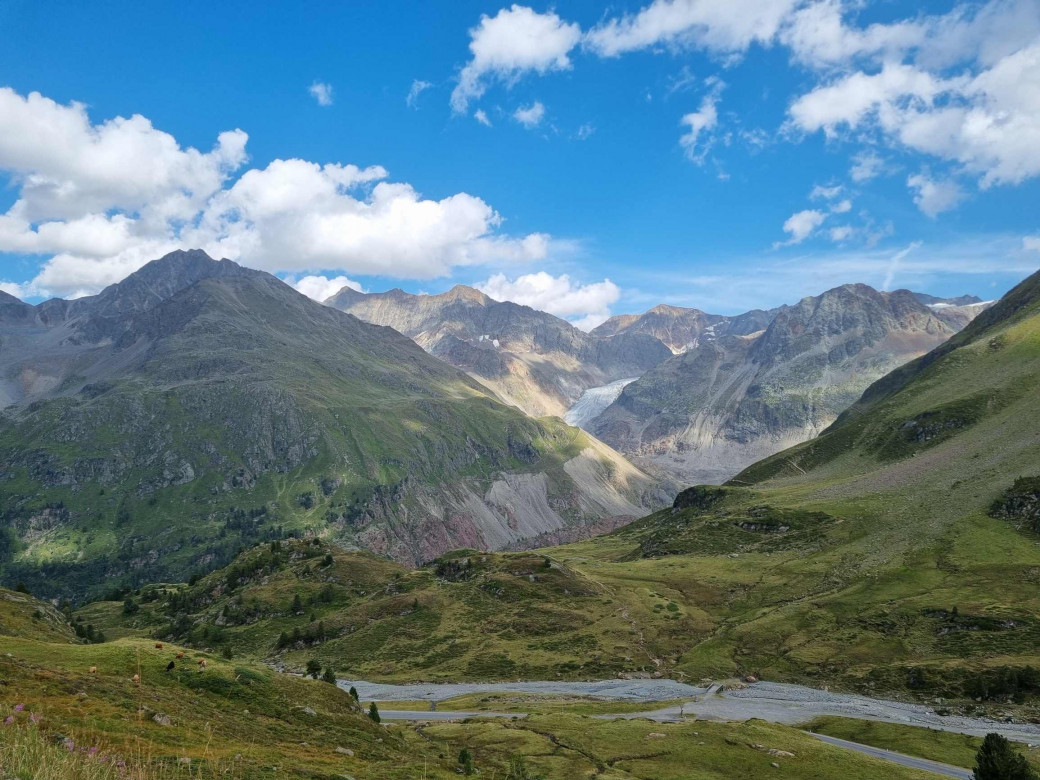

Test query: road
[807,733,974,780]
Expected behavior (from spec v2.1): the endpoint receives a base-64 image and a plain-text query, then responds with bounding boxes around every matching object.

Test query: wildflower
[89,746,99,755]
[13,704,24,712]
[63,737,75,751]
[29,713,40,725]
[3,716,12,726]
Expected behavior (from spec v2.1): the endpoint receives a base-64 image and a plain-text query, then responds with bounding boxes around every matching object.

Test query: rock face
[0,251,662,599]
[324,286,672,419]
[592,304,775,354]
[590,284,982,485]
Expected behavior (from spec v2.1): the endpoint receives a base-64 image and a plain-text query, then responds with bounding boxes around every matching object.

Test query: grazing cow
[176,652,184,659]
[89,666,97,674]
[132,674,140,684]
[165,661,175,672]
[197,658,207,669]
[155,643,163,650]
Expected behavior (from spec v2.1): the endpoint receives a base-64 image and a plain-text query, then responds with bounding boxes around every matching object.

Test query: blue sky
[0,0,1037,326]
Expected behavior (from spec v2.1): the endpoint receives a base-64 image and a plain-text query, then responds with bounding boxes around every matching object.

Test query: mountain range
[328,280,989,486]
[0,251,660,598]
[324,284,672,419]
[590,284,985,483]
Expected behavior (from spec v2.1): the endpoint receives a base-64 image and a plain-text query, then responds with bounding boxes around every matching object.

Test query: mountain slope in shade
[0,251,662,599]
[324,285,672,419]
[591,284,976,484]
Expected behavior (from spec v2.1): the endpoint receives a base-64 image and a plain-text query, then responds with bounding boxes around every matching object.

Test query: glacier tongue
[564,377,639,429]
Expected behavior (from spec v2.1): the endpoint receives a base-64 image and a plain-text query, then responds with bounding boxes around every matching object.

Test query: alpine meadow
[1,1,1039,779]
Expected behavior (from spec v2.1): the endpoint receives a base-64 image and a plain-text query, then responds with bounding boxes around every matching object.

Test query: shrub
[368,702,380,723]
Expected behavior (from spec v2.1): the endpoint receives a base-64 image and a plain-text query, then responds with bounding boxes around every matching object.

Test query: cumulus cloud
[0,88,555,299]
[787,15,1040,189]
[907,172,966,217]
[406,80,432,108]
[775,209,827,247]
[585,0,799,57]
[476,271,620,330]
[308,82,334,107]
[289,274,363,301]
[513,101,545,128]
[450,5,581,113]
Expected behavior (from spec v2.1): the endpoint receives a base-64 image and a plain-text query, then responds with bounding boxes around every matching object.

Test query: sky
[0,0,1038,328]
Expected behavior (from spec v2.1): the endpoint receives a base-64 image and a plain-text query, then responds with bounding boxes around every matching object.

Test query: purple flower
[29,713,40,725]
[3,716,12,726]
[89,746,99,755]
[13,704,24,712]
[63,738,75,751]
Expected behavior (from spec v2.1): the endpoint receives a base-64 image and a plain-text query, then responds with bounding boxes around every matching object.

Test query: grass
[420,715,943,779]
[804,716,1040,771]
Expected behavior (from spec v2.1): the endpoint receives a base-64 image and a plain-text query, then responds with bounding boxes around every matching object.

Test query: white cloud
[289,274,363,301]
[575,123,596,140]
[830,198,852,214]
[907,172,966,217]
[0,281,31,300]
[476,271,620,330]
[679,78,724,163]
[0,88,556,299]
[1025,235,1040,252]
[474,109,493,127]
[849,150,887,182]
[585,0,799,57]
[308,82,334,107]
[810,184,843,200]
[775,209,827,247]
[406,80,432,108]
[450,5,581,113]
[787,36,1040,189]
[829,225,854,242]
[0,88,247,224]
[513,101,545,128]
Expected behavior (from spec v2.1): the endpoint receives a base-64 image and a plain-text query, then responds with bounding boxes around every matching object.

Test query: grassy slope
[77,539,669,682]
[0,585,78,643]
[3,588,946,780]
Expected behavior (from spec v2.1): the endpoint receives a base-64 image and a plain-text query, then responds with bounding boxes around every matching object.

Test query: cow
[176,652,185,659]
[132,674,140,684]
[165,661,175,672]
[155,643,163,650]
[197,658,207,669]
[89,666,97,674]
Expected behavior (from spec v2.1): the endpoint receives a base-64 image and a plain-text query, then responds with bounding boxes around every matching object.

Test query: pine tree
[305,659,322,679]
[321,666,337,685]
[458,747,474,775]
[291,594,303,613]
[974,733,1036,780]
[349,685,359,701]
[368,702,380,723]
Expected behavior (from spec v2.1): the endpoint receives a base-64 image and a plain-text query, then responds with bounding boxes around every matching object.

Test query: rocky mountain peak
[443,285,491,305]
